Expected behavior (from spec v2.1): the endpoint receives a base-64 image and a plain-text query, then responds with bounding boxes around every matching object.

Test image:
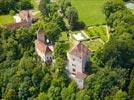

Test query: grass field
[71,0,106,26]
[0,15,14,25]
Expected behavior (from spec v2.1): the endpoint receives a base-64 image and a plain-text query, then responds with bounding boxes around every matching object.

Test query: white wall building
[35,40,52,62]
[67,42,89,89]
[19,10,33,23]
[35,28,52,63]
[14,10,33,23]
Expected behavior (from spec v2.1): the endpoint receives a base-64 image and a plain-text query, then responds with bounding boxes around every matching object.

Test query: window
[72,68,76,72]
[72,73,76,75]
[72,64,76,67]
[79,80,82,83]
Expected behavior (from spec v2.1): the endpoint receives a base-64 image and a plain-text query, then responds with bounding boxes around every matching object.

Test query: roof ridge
[35,40,52,53]
[69,42,89,58]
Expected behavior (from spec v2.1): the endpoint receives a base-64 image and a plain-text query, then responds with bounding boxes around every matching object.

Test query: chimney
[37,28,45,42]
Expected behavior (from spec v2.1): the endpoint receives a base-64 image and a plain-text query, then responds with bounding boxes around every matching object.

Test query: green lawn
[71,0,106,26]
[0,15,14,25]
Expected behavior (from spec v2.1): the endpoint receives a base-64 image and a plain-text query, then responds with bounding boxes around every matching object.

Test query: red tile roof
[6,21,30,29]
[75,72,87,79]
[69,42,89,58]
[35,40,52,54]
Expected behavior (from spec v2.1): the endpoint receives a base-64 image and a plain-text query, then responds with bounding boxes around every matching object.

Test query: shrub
[9,10,15,16]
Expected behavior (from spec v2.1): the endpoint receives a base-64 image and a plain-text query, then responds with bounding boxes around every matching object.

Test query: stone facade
[67,42,89,89]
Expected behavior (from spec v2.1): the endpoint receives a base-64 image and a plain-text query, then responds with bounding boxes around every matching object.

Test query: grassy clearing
[71,0,106,26]
[0,15,14,25]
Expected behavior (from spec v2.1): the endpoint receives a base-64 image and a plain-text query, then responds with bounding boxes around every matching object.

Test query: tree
[36,92,48,100]
[76,89,90,100]
[85,67,127,99]
[0,0,32,14]
[103,0,125,18]
[32,67,43,87]
[52,15,67,31]
[54,42,69,59]
[65,7,78,30]
[39,0,50,16]
[61,81,76,100]
[47,86,61,99]
[40,73,51,92]
[4,89,17,100]
[0,0,13,14]
[94,33,134,68]
[51,57,70,88]
[107,9,134,29]
[15,28,34,49]
[60,0,71,15]
[45,22,61,43]
[113,90,127,100]
[128,67,134,99]
[18,77,32,99]
[17,0,33,10]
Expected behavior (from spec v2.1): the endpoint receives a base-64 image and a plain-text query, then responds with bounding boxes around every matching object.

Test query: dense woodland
[0,0,134,100]
[0,0,32,14]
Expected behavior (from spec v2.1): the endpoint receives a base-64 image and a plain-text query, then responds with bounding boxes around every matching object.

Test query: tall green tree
[85,67,127,99]
[113,90,127,100]
[39,0,50,16]
[103,0,125,18]
[65,7,78,30]
[128,67,134,99]
[45,22,61,43]
[94,33,134,68]
[54,42,69,59]
[60,0,71,15]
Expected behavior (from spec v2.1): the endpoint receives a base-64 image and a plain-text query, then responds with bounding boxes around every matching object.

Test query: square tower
[67,42,89,88]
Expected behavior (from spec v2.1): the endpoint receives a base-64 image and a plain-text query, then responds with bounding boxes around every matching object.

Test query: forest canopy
[0,0,134,99]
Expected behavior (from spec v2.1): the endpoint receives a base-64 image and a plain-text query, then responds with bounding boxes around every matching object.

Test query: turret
[37,28,45,42]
